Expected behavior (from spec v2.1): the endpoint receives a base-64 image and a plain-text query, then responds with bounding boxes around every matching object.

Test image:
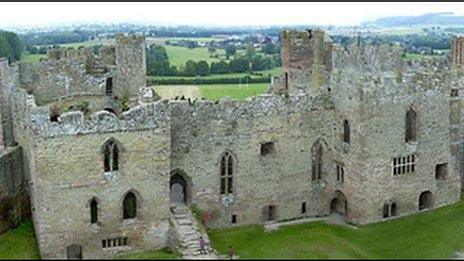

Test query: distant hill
[362,12,464,27]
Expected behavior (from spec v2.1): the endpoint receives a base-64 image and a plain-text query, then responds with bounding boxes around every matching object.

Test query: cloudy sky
[1,2,464,28]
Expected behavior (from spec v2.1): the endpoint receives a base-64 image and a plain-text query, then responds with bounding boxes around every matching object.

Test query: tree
[0,31,21,63]
[225,45,236,59]
[262,43,278,54]
[210,60,230,74]
[229,56,250,73]
[183,60,197,76]
[146,44,177,76]
[195,60,210,76]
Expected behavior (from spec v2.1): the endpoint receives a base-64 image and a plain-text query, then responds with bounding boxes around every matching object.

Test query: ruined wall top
[12,87,170,138]
[452,35,464,68]
[115,33,145,46]
[280,29,332,72]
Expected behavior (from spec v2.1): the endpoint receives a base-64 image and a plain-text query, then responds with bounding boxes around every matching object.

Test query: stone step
[174,214,189,219]
[178,219,193,225]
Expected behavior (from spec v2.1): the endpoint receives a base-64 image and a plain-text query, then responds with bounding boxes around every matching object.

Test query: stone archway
[330,190,347,215]
[170,170,190,206]
[66,244,82,260]
[419,191,433,210]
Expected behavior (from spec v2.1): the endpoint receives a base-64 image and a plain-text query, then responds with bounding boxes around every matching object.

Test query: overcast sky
[1,2,464,28]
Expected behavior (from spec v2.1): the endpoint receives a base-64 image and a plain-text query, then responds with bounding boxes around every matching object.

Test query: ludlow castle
[0,29,464,259]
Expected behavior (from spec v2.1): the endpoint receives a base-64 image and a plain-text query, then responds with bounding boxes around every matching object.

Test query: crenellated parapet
[332,42,404,74]
[13,87,170,138]
[170,93,334,124]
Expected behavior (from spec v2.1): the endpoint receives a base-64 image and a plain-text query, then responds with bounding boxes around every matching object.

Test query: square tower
[114,34,147,101]
[280,29,333,95]
[452,36,464,68]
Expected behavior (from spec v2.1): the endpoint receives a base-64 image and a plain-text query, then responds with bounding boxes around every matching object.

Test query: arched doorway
[330,190,347,215]
[419,191,433,210]
[170,171,188,206]
[66,244,82,260]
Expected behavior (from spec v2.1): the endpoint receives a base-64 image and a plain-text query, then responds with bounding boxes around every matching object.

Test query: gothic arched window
[123,191,137,220]
[90,198,98,224]
[311,140,326,181]
[405,107,417,143]
[220,152,234,195]
[102,138,122,172]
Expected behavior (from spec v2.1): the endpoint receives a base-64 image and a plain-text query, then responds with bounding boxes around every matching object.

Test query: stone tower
[280,29,333,95]
[114,33,147,101]
[452,36,464,68]
[0,58,16,147]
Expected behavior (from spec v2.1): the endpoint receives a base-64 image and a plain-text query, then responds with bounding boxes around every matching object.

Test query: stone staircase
[170,204,220,259]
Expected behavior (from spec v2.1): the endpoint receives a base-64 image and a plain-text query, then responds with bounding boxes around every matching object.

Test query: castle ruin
[0,30,463,259]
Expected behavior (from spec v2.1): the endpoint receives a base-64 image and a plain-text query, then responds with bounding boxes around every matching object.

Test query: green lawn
[3,201,464,259]
[209,200,464,259]
[198,83,269,101]
[117,248,179,259]
[0,220,179,259]
[0,219,40,259]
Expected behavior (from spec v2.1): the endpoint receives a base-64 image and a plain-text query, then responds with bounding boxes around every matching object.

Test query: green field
[199,83,269,101]
[209,200,464,259]
[21,52,46,63]
[403,52,443,61]
[153,83,270,101]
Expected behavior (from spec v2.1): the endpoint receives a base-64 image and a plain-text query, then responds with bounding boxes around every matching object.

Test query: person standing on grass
[228,245,236,259]
[199,236,207,254]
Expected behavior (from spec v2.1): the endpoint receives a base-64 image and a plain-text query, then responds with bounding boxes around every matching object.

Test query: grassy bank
[209,201,464,259]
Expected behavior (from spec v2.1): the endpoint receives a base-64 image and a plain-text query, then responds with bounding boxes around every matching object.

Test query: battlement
[333,68,463,107]
[280,29,332,72]
[170,92,334,124]
[13,87,170,138]
[115,33,145,45]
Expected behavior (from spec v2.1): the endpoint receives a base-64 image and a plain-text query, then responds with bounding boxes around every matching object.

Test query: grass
[117,248,179,259]
[209,200,464,259]
[403,52,444,61]
[198,83,269,101]
[3,201,464,259]
[152,83,269,101]
[0,219,40,259]
[21,52,46,63]
[164,45,228,67]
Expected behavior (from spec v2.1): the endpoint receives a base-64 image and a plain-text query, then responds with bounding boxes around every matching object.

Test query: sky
[1,2,464,28]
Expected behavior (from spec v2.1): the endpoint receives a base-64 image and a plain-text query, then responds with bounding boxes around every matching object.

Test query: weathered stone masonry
[0,30,463,259]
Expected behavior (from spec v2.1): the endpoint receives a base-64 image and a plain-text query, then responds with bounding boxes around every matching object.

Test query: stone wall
[170,94,341,228]
[0,146,28,235]
[114,34,146,101]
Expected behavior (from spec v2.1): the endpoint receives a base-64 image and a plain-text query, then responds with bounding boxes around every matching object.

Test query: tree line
[0,31,21,63]
[146,43,281,77]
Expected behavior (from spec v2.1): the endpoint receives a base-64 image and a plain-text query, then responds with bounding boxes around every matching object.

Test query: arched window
[311,141,325,181]
[405,107,417,143]
[383,202,397,218]
[343,119,350,143]
[220,152,234,194]
[102,138,121,172]
[123,192,137,219]
[90,198,98,224]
